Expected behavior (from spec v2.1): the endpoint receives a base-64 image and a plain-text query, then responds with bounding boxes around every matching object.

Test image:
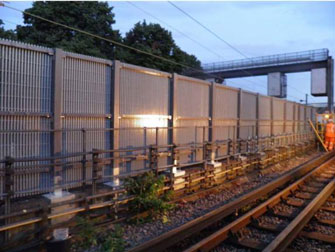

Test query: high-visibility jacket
[325,122,335,138]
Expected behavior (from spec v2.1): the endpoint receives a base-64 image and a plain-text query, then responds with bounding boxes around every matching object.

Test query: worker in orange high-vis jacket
[325,118,335,151]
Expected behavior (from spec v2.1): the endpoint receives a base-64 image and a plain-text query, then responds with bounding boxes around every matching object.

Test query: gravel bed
[237,227,276,243]
[122,152,320,250]
[211,244,252,252]
[290,236,335,252]
[272,202,300,216]
[304,221,335,236]
[257,215,289,226]
[315,209,335,221]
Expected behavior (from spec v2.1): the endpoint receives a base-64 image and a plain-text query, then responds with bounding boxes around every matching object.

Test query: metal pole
[4,156,14,241]
[52,48,64,194]
[82,128,86,186]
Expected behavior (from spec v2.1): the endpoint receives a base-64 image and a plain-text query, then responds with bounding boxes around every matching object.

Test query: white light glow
[121,114,171,128]
[138,116,168,128]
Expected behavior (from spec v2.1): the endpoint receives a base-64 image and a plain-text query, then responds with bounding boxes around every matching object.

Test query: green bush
[124,171,174,218]
[72,216,125,252]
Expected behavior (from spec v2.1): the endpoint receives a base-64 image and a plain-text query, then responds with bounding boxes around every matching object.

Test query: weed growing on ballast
[124,171,174,222]
[72,216,125,252]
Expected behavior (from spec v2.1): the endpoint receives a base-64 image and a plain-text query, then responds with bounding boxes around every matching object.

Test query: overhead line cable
[168,1,313,102]
[1,3,267,96]
[168,1,250,59]
[129,1,276,95]
[127,1,224,60]
[2,3,303,104]
[1,4,204,76]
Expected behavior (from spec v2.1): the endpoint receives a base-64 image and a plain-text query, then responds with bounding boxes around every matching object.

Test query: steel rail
[127,152,333,252]
[184,155,335,252]
[263,177,335,252]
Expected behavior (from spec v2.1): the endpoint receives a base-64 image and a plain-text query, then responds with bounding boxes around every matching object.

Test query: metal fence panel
[259,121,271,137]
[118,64,171,173]
[259,95,271,120]
[213,85,238,149]
[273,98,285,134]
[61,117,111,186]
[241,91,257,120]
[240,91,257,138]
[214,85,238,119]
[119,63,170,116]
[258,95,271,137]
[0,39,53,197]
[62,53,112,115]
[0,38,319,199]
[175,76,210,118]
[285,101,294,121]
[0,39,53,114]
[273,98,285,121]
[174,76,210,164]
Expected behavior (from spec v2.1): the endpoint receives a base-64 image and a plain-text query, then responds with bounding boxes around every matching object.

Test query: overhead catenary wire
[167,1,314,103]
[126,1,281,97]
[168,1,250,59]
[127,1,224,60]
[0,2,264,93]
[1,3,307,104]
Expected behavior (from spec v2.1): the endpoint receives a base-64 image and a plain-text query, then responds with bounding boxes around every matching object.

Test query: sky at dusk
[1,1,334,104]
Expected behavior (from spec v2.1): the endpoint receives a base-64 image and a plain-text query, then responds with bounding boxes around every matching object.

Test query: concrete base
[104,178,123,190]
[208,161,223,177]
[166,168,186,190]
[43,191,76,225]
[208,161,222,168]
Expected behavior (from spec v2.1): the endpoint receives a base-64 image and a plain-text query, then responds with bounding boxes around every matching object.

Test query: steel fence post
[4,156,14,241]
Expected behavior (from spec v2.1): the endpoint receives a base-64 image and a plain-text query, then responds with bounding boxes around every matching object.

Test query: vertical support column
[237,88,242,140]
[237,88,242,154]
[171,73,178,145]
[111,60,121,187]
[209,82,215,143]
[256,93,260,139]
[327,57,334,112]
[208,82,215,163]
[52,48,63,193]
[293,103,296,134]
[304,105,307,132]
[4,156,14,241]
[270,97,274,137]
[169,74,178,169]
[283,101,287,134]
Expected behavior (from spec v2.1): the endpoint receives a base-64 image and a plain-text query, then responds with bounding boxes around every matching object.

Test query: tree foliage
[0,19,17,40]
[121,21,201,73]
[4,2,201,73]
[16,1,122,59]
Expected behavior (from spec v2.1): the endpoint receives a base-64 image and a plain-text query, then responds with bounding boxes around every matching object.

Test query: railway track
[184,156,335,252]
[127,152,333,252]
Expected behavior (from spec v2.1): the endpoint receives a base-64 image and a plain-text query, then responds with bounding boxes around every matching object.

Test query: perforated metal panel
[62,53,111,115]
[118,64,171,173]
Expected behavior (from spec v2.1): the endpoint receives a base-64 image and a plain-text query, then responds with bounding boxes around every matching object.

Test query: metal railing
[203,49,329,72]
[0,123,314,200]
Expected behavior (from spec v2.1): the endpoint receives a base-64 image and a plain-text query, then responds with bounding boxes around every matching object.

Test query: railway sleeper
[300,231,335,244]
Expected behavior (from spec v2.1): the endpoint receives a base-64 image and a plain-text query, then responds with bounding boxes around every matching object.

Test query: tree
[0,19,17,40]
[16,1,122,59]
[121,21,201,74]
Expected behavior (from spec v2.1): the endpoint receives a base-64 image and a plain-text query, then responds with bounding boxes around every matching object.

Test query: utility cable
[168,1,314,101]
[168,1,249,59]
[127,1,223,60]
[1,3,304,104]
